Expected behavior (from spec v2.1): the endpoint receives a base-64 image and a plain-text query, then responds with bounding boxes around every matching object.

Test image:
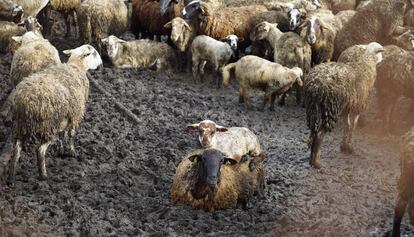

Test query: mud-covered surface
[1,18,414,237]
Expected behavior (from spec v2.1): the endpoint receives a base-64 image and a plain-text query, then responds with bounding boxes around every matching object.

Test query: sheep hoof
[6,178,15,187]
[310,160,322,169]
[39,174,48,180]
[340,144,355,154]
[269,106,275,112]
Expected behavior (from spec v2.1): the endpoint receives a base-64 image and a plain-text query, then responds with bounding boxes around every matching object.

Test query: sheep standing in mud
[40,0,81,37]
[223,55,304,111]
[191,35,239,86]
[6,45,102,186]
[101,35,177,71]
[171,148,266,212]
[186,120,262,161]
[250,21,311,106]
[390,127,414,237]
[77,0,128,53]
[334,0,406,59]
[304,42,384,169]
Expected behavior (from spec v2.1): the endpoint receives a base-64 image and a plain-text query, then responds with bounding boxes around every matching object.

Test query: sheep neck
[266,25,283,47]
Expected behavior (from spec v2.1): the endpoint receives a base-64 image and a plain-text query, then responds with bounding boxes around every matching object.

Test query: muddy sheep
[333,0,407,60]
[77,0,128,53]
[390,126,414,237]
[0,0,24,23]
[250,21,311,105]
[10,31,60,87]
[171,148,266,212]
[187,120,262,161]
[6,44,102,186]
[164,17,196,71]
[223,55,304,111]
[101,35,177,71]
[190,34,240,86]
[182,1,267,48]
[376,42,414,134]
[304,42,384,169]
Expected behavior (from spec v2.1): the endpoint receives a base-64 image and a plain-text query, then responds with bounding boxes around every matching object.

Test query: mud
[1,17,414,237]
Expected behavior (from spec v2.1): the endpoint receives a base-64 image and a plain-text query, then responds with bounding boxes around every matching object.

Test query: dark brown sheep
[390,127,414,237]
[171,148,265,212]
[304,42,384,169]
[334,0,407,60]
[0,0,23,23]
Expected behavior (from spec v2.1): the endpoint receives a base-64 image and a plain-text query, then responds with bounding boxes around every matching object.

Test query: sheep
[250,9,291,33]
[0,0,24,23]
[182,1,267,48]
[333,0,407,60]
[0,21,25,53]
[405,8,414,27]
[171,148,266,212]
[264,0,322,12]
[164,17,196,71]
[6,44,102,186]
[77,0,128,53]
[14,0,49,17]
[304,42,384,169]
[10,31,60,87]
[190,34,240,86]
[101,35,178,71]
[376,43,414,134]
[250,21,311,105]
[390,126,414,237]
[186,120,262,161]
[222,55,304,111]
[39,0,81,37]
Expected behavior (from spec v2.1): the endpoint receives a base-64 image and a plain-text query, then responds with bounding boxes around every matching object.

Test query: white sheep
[101,35,178,71]
[186,120,262,162]
[191,34,239,87]
[6,44,102,186]
[222,55,304,111]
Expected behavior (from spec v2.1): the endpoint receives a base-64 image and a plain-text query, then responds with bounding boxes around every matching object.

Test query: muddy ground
[1,24,414,237]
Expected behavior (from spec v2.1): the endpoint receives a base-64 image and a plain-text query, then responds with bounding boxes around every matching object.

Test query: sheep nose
[206,175,218,185]
[307,35,316,44]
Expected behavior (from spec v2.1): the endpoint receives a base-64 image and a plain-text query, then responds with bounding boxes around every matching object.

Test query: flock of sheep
[0,0,414,235]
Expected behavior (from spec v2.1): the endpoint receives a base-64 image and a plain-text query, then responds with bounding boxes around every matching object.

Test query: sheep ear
[183,21,192,31]
[300,9,307,19]
[63,49,72,56]
[216,125,228,132]
[164,21,172,29]
[188,154,202,162]
[238,37,244,42]
[11,36,22,43]
[223,158,238,166]
[187,123,200,130]
[101,38,108,43]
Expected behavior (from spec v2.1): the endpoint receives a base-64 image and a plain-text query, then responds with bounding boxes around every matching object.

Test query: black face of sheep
[189,149,237,200]
[182,0,202,19]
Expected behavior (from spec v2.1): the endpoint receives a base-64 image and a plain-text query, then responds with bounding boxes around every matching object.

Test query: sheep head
[304,16,330,45]
[188,149,237,200]
[363,42,384,64]
[288,8,306,31]
[289,67,304,87]
[187,120,228,148]
[63,45,103,70]
[393,31,414,51]
[101,35,126,59]
[21,16,43,32]
[182,0,209,19]
[250,21,274,41]
[164,17,193,52]
[221,35,243,51]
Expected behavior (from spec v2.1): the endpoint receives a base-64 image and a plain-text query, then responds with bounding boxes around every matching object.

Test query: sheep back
[12,63,89,143]
[334,0,406,59]
[276,32,311,72]
[250,10,290,32]
[50,0,81,11]
[10,39,60,87]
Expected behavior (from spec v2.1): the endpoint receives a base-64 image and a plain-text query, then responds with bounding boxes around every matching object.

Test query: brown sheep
[334,0,407,60]
[321,0,356,14]
[304,42,384,169]
[171,148,265,212]
[6,45,102,186]
[182,1,267,48]
[0,21,25,53]
[390,127,414,237]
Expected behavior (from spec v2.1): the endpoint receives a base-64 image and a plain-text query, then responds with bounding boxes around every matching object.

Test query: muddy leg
[199,61,206,81]
[296,86,303,106]
[347,113,359,151]
[309,129,326,169]
[7,140,22,186]
[391,197,408,237]
[192,59,199,81]
[340,114,353,154]
[58,131,67,156]
[37,142,51,180]
[242,88,251,110]
[279,92,287,106]
[269,92,277,111]
[261,91,272,111]
[67,129,77,158]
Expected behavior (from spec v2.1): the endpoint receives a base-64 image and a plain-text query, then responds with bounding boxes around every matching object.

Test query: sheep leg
[391,197,408,237]
[215,65,221,88]
[192,60,199,81]
[6,140,22,186]
[37,141,51,180]
[199,61,207,81]
[67,129,77,158]
[309,129,326,169]
[58,131,68,156]
[296,86,303,106]
[73,11,79,39]
[347,114,359,152]
[240,87,251,109]
[261,91,272,111]
[269,92,278,111]
[340,114,353,154]
[278,92,287,106]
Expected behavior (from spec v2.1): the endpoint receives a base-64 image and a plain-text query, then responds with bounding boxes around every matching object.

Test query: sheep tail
[304,80,343,148]
[222,63,236,87]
